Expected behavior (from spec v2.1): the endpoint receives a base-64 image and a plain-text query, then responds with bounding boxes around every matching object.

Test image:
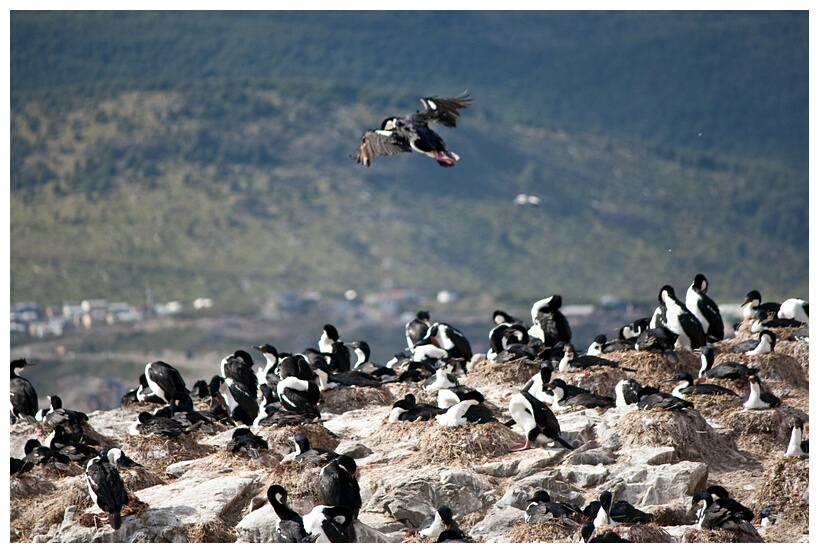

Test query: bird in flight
[355,92,471,167]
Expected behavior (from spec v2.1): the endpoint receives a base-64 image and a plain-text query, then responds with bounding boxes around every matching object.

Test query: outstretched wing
[354,129,412,166]
[419,92,472,127]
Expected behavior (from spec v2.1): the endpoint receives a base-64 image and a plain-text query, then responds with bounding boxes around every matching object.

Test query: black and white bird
[508,390,574,451]
[267,484,310,543]
[277,376,321,420]
[524,490,583,523]
[742,374,781,410]
[732,329,776,356]
[225,427,268,458]
[319,455,362,519]
[691,489,756,533]
[529,295,572,348]
[37,394,89,431]
[406,311,431,349]
[587,334,634,355]
[388,393,445,423]
[435,390,496,427]
[419,505,460,540]
[614,378,660,408]
[598,490,653,524]
[784,417,809,457]
[355,93,471,167]
[22,438,71,469]
[637,392,694,411]
[130,411,192,437]
[618,318,651,341]
[697,345,757,381]
[348,341,395,380]
[424,322,473,367]
[558,343,621,372]
[685,273,725,342]
[634,326,679,362]
[144,360,188,404]
[10,358,39,421]
[547,378,615,410]
[657,285,707,349]
[219,350,259,425]
[252,343,280,386]
[302,504,353,543]
[778,298,809,324]
[421,361,460,392]
[281,433,340,465]
[664,371,738,398]
[86,449,129,530]
[741,290,781,321]
[44,426,99,463]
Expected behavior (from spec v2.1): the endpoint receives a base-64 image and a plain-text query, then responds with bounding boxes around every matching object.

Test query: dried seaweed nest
[717,407,808,455]
[740,353,808,390]
[256,421,340,455]
[260,460,325,505]
[117,432,221,473]
[186,519,238,543]
[615,408,740,466]
[11,475,92,541]
[415,421,524,466]
[190,448,281,473]
[680,526,764,543]
[319,385,396,414]
[366,417,437,448]
[505,519,580,543]
[730,319,805,345]
[772,339,809,373]
[625,524,675,543]
[750,457,809,533]
[468,358,541,387]
[121,465,168,492]
[603,348,701,385]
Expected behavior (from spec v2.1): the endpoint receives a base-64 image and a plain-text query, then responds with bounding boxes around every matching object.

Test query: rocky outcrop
[9,325,809,543]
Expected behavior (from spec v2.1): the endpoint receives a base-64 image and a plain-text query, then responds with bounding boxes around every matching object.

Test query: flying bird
[355,93,471,167]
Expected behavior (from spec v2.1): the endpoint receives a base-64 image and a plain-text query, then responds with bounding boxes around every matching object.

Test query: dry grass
[468,358,541,387]
[416,421,524,466]
[319,385,396,414]
[255,421,340,454]
[505,519,580,543]
[615,409,741,467]
[748,456,810,542]
[186,520,237,543]
[680,527,765,543]
[117,432,221,474]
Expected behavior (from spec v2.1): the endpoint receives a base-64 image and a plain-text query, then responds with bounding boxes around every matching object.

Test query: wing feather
[355,130,411,166]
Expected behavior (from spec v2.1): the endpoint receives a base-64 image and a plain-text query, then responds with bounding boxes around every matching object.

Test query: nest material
[121,466,168,492]
[468,358,541,387]
[505,519,580,543]
[716,408,807,458]
[186,520,237,543]
[680,526,764,543]
[626,524,675,543]
[117,432,221,474]
[415,421,524,466]
[319,385,395,414]
[616,408,740,467]
[748,456,810,541]
[256,421,340,455]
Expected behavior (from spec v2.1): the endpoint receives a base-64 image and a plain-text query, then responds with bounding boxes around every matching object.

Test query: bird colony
[10,271,809,543]
[9,95,810,543]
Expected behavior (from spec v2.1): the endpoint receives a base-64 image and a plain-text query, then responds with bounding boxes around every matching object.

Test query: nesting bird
[742,374,781,410]
[355,93,471,167]
[685,273,725,342]
[85,449,130,530]
[508,390,574,451]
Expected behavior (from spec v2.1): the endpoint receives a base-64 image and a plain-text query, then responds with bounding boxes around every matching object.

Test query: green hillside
[9,11,809,312]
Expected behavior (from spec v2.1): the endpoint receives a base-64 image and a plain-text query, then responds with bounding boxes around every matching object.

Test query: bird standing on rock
[355,93,471,167]
[10,358,39,422]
